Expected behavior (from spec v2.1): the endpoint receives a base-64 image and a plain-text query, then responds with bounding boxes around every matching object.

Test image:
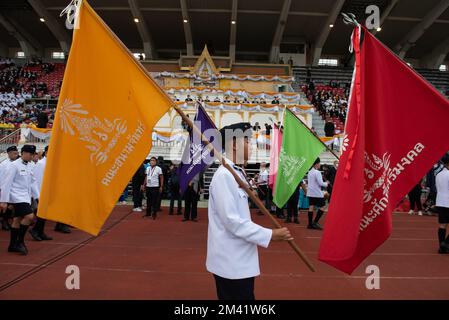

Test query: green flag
[273,109,325,208]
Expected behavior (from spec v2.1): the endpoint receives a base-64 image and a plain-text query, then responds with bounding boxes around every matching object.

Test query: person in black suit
[132,163,146,212]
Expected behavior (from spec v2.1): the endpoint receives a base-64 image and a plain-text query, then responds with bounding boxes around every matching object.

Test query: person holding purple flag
[177,104,217,197]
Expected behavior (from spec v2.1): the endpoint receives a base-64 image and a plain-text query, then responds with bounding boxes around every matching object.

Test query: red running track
[0,206,448,299]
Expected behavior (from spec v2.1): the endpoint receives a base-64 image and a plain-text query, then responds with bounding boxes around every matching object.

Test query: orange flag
[37,0,173,235]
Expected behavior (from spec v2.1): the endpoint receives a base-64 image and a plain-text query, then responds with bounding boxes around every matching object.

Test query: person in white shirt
[0,145,19,231]
[207,122,292,300]
[142,157,163,219]
[0,145,39,255]
[306,158,329,230]
[436,154,449,254]
[28,145,55,241]
[256,162,270,213]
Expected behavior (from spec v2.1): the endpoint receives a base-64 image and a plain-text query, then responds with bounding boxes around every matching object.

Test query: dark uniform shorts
[11,203,33,218]
[436,206,449,224]
[308,197,325,208]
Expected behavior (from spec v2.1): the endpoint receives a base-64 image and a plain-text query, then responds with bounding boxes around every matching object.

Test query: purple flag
[178,104,217,194]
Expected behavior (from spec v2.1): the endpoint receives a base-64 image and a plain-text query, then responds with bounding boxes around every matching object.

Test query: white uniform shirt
[145,165,162,187]
[436,167,449,208]
[0,158,15,193]
[206,158,272,280]
[33,157,46,191]
[0,159,39,204]
[306,167,328,198]
[259,168,269,185]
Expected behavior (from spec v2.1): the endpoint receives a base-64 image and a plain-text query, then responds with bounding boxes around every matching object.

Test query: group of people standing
[252,158,338,230]
[129,157,204,222]
[0,144,70,256]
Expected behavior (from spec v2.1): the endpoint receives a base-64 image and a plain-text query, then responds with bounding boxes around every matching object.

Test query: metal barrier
[0,129,21,153]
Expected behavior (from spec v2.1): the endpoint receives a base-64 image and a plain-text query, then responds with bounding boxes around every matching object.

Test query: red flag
[268,125,282,190]
[318,26,449,274]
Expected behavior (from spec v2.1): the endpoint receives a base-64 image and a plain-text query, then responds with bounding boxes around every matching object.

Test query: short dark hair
[442,153,449,165]
[150,157,157,161]
[313,157,321,166]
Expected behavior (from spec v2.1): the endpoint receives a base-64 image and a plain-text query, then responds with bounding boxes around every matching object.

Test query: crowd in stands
[0,58,59,130]
[303,82,349,124]
[177,94,282,105]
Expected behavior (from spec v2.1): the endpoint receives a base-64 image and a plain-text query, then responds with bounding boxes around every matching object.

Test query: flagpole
[86,3,315,272]
[285,107,340,160]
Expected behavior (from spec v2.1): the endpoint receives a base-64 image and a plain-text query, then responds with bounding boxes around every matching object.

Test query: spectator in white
[257,162,270,212]
[436,154,449,254]
[142,156,164,219]
[0,145,40,255]
[0,146,19,231]
[306,158,329,230]
[28,145,53,241]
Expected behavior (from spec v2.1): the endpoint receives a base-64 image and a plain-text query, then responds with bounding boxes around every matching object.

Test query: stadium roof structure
[0,0,448,67]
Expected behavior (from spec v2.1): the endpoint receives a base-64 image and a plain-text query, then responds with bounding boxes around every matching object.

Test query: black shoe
[8,244,19,253]
[176,212,182,215]
[307,224,314,229]
[10,243,28,255]
[294,219,300,224]
[168,212,174,215]
[440,241,449,251]
[152,213,157,220]
[55,224,71,234]
[438,247,448,254]
[39,233,53,241]
[312,222,323,230]
[182,218,189,222]
[284,218,291,223]
[29,229,43,241]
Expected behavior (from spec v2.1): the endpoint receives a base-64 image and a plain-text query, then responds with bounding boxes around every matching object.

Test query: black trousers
[184,187,198,220]
[258,185,270,209]
[213,274,255,300]
[146,187,160,215]
[169,188,182,214]
[287,191,299,219]
[409,190,422,211]
[132,181,143,208]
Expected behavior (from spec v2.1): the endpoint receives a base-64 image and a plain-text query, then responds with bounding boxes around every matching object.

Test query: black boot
[8,227,19,252]
[307,211,314,229]
[294,218,300,224]
[16,224,29,255]
[312,210,324,230]
[29,228,43,241]
[55,222,71,234]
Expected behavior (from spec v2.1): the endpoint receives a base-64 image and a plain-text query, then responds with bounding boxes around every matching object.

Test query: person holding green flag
[273,109,325,212]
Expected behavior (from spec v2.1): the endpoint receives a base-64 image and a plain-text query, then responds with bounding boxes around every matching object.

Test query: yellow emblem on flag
[37,0,173,235]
